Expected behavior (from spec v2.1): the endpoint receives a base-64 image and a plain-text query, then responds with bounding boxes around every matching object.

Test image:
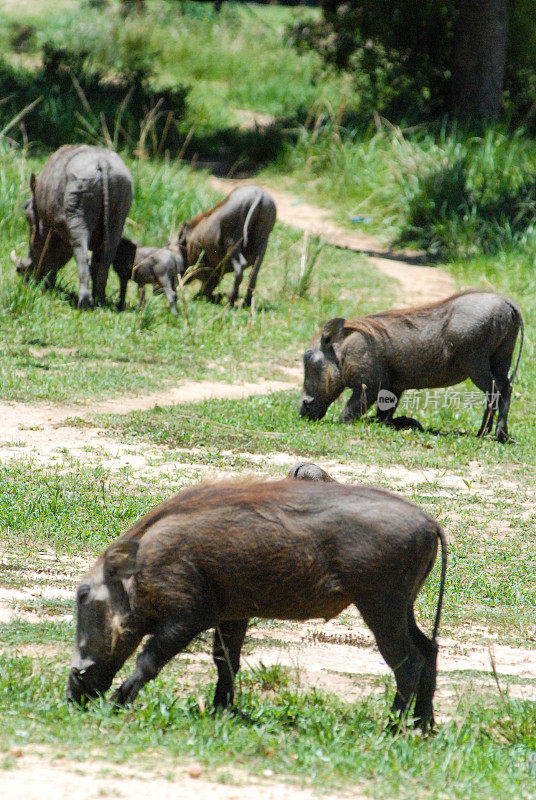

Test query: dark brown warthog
[299,290,523,443]
[67,479,447,730]
[174,185,276,306]
[12,145,132,309]
[287,462,336,482]
[112,237,184,316]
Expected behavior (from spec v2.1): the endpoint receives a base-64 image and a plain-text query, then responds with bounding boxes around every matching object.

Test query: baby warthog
[67,479,447,731]
[299,290,523,443]
[112,237,184,316]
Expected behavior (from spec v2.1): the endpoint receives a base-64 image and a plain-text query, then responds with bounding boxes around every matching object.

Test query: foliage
[290,0,536,129]
[290,0,455,123]
[271,119,536,257]
[1,636,536,798]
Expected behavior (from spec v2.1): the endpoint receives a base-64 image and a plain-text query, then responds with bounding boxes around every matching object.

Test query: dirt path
[2,752,356,800]
[0,374,301,472]
[209,177,456,306]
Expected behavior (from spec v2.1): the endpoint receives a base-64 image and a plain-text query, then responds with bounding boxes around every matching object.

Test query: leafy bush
[397,132,536,255]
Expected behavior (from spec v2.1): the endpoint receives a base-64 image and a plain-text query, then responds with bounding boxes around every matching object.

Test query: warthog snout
[11,250,30,273]
[298,394,327,420]
[66,662,114,705]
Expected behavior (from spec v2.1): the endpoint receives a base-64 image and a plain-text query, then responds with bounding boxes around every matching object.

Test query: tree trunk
[449,0,509,120]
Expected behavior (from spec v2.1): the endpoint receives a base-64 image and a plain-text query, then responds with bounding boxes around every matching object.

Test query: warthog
[299,290,523,443]
[12,145,132,309]
[67,479,447,731]
[175,185,276,306]
[112,237,184,316]
[287,462,336,482]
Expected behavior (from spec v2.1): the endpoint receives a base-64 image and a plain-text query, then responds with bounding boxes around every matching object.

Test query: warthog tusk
[10,249,19,265]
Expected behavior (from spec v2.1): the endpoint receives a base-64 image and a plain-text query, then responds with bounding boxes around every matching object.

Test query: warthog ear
[320,317,346,351]
[104,539,139,581]
[176,223,189,246]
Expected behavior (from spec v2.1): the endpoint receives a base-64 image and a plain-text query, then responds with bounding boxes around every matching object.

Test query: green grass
[0,0,346,147]
[266,123,536,255]
[96,384,535,468]
[0,645,535,798]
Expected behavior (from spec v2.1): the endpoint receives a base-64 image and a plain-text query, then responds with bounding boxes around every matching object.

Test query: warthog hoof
[78,291,94,310]
[388,415,424,432]
[495,427,512,445]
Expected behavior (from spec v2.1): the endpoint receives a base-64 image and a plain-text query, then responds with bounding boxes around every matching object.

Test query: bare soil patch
[0,374,299,473]
[0,752,357,800]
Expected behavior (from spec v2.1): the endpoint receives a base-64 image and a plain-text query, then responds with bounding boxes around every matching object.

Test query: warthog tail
[508,304,524,387]
[100,157,110,256]
[432,524,448,642]
[242,192,261,250]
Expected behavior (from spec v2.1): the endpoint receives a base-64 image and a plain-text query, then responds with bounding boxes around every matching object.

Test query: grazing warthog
[67,479,447,731]
[287,462,336,482]
[112,237,184,316]
[299,291,523,443]
[12,145,132,309]
[175,185,276,306]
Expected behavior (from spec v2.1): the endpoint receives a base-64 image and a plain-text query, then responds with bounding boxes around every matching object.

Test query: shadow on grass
[2,40,303,176]
[184,117,301,178]
[0,44,187,154]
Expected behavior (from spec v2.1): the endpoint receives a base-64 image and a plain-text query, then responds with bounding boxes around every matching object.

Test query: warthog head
[12,174,56,278]
[299,318,346,420]
[67,540,143,705]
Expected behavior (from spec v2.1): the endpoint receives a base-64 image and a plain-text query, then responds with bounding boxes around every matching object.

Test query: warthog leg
[359,597,427,731]
[340,384,376,423]
[112,616,211,707]
[212,619,249,709]
[490,345,517,443]
[375,391,424,432]
[228,253,248,307]
[244,243,268,307]
[138,285,146,311]
[407,608,438,730]
[494,380,512,443]
[196,272,222,303]
[155,271,178,316]
[467,358,503,440]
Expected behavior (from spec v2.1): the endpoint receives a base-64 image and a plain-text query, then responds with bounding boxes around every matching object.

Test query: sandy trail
[209,177,456,306]
[0,374,300,472]
[1,753,356,800]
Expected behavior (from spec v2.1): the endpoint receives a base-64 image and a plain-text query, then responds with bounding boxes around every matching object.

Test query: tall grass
[272,116,536,257]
